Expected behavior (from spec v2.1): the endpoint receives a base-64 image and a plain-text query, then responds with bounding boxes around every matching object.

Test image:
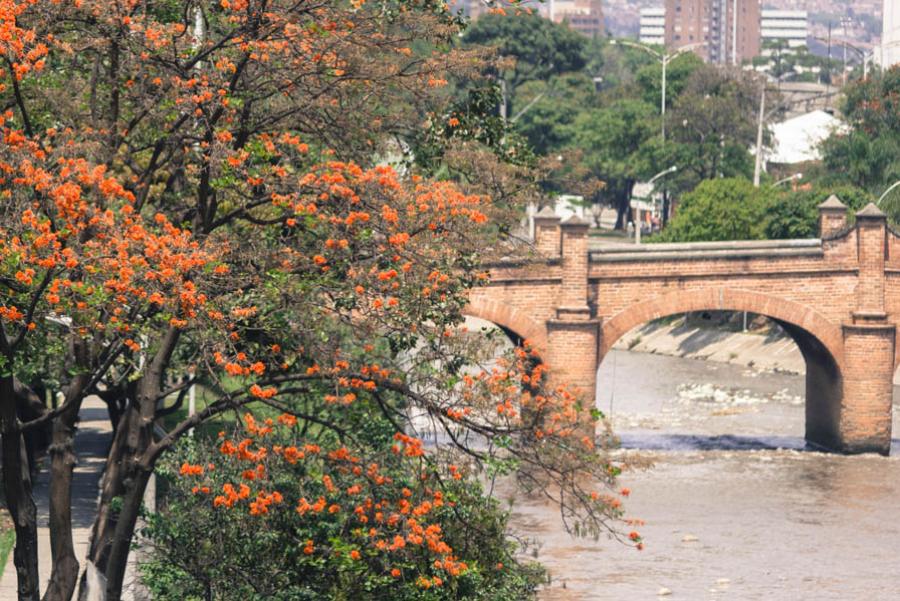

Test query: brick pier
[468,198,900,455]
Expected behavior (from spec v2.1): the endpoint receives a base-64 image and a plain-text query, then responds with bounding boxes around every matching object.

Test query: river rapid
[511,349,900,601]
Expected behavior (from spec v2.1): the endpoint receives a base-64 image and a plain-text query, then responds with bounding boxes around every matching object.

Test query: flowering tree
[0,2,634,600]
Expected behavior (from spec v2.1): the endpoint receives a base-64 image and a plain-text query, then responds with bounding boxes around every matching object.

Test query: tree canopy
[821,66,900,214]
[655,179,874,243]
[462,12,588,93]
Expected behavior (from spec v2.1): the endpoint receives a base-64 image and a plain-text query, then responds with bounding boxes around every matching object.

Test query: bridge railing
[589,238,823,262]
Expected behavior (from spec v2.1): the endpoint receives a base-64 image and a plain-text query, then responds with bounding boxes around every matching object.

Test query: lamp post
[610,40,705,142]
[633,165,677,244]
[877,180,900,207]
[810,37,877,80]
[773,173,803,187]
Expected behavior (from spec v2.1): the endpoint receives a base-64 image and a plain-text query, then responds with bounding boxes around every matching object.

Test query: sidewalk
[0,396,111,598]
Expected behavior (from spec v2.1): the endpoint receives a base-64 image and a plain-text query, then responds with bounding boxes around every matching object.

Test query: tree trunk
[662,190,670,227]
[613,180,636,231]
[103,465,152,600]
[1,374,40,601]
[81,405,132,587]
[80,327,180,600]
[43,371,89,601]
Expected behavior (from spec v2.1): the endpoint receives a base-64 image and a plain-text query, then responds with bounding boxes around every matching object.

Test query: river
[511,349,900,600]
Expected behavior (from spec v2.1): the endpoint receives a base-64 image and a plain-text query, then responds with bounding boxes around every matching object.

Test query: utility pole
[661,55,667,142]
[753,82,766,187]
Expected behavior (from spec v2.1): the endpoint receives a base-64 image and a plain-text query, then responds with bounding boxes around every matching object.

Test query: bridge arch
[600,288,844,368]
[599,287,846,450]
[463,298,548,353]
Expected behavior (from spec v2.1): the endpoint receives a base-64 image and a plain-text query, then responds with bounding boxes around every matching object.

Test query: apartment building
[663,0,760,64]
[883,0,900,67]
[640,7,666,45]
[549,0,606,37]
[761,9,808,49]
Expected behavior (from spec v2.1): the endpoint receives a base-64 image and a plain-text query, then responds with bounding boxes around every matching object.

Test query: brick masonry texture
[465,201,899,455]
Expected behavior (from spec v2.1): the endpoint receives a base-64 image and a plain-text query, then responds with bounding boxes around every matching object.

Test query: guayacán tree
[140,402,547,600]
[0,2,633,601]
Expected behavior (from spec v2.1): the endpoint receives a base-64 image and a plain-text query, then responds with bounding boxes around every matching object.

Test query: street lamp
[633,165,677,245]
[772,173,803,187]
[648,165,679,186]
[810,37,878,80]
[609,40,705,142]
[877,180,900,207]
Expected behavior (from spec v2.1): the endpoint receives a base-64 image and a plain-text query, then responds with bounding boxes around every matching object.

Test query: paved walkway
[0,396,112,598]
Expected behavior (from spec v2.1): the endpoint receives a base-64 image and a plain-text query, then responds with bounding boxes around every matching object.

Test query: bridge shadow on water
[617,433,808,452]
[617,433,900,454]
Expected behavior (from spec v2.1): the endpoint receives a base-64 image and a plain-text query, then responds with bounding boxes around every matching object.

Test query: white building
[639,7,665,47]
[881,0,900,68]
[766,110,846,165]
[760,9,807,50]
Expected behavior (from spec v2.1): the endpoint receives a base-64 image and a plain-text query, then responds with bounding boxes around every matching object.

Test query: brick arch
[463,298,549,353]
[600,287,845,369]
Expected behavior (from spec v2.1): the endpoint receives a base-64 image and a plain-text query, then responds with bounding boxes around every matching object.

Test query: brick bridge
[466,197,900,455]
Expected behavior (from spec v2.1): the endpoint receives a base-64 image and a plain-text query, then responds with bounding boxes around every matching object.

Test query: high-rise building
[761,9,807,49]
[663,0,760,64]
[640,7,666,46]
[455,0,604,38]
[548,0,606,38]
[882,0,900,68]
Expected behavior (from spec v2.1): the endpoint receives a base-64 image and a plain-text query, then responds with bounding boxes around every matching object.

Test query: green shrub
[140,414,545,601]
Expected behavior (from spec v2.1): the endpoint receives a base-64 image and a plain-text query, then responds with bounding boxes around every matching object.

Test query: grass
[159,385,239,439]
[0,513,14,579]
[158,380,288,440]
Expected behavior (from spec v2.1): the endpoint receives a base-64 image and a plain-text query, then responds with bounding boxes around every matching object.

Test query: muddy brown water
[509,350,900,601]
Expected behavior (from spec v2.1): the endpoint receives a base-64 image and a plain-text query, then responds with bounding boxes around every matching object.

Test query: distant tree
[764,185,874,239]
[821,67,900,196]
[664,66,766,194]
[654,178,773,242]
[634,52,704,110]
[512,73,597,155]
[594,40,657,90]
[462,12,588,114]
[571,99,659,228]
